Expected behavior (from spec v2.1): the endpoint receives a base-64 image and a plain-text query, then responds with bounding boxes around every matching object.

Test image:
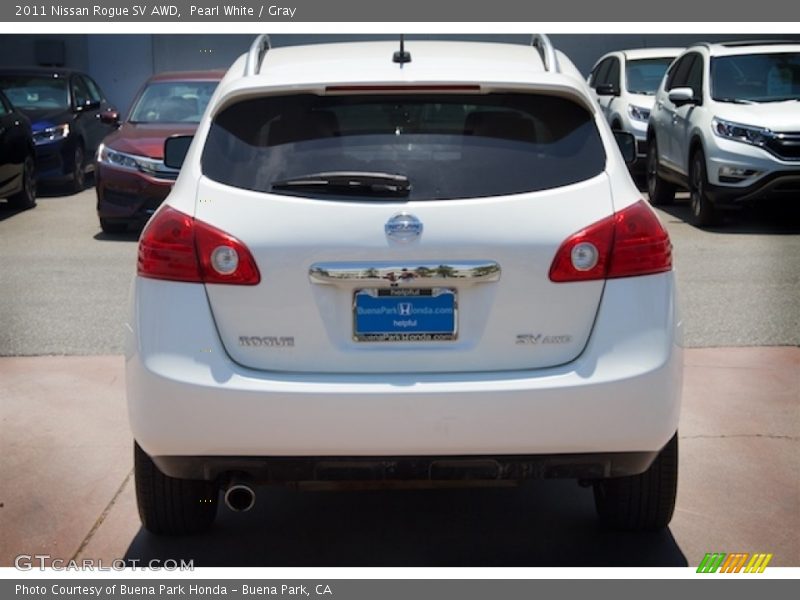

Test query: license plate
[353,288,457,342]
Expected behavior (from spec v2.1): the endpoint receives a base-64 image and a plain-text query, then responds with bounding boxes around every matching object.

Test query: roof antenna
[393,34,412,66]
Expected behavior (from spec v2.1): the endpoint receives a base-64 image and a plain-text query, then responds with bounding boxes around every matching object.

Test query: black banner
[3,0,800,22]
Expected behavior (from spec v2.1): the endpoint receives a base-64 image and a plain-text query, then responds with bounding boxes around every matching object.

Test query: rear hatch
[194,91,612,373]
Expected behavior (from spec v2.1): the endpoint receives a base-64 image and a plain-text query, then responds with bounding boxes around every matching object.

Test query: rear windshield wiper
[271,171,411,196]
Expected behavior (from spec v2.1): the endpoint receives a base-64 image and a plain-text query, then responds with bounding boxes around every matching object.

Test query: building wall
[87,35,153,115]
[1,33,799,113]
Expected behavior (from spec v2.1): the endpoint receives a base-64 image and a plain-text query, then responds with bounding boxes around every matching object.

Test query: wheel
[69,145,85,194]
[688,149,718,227]
[646,137,675,206]
[7,154,36,209]
[99,218,128,234]
[593,433,678,531]
[134,441,219,535]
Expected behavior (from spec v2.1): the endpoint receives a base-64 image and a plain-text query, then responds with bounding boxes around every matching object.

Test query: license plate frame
[353,287,458,342]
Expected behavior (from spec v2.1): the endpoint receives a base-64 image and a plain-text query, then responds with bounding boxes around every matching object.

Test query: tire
[688,149,718,227]
[646,137,676,206]
[7,154,36,210]
[69,144,85,194]
[99,218,128,234]
[593,433,678,531]
[134,441,219,535]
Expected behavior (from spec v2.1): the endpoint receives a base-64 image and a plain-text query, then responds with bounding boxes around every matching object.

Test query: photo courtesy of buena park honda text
[0,0,798,597]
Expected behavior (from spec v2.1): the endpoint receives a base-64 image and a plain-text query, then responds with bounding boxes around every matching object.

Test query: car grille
[145,164,179,181]
[765,132,800,161]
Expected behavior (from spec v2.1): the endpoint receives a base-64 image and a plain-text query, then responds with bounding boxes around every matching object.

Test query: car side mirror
[164,135,193,170]
[668,87,696,107]
[613,131,636,164]
[75,99,101,112]
[99,109,120,126]
[596,83,620,97]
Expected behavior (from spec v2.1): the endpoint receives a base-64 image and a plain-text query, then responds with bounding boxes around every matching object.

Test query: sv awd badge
[516,334,572,345]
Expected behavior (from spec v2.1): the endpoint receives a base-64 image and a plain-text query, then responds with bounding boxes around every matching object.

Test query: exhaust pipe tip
[224,483,256,512]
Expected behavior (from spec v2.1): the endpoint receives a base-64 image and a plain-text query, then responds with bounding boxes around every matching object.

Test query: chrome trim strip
[309,261,501,286]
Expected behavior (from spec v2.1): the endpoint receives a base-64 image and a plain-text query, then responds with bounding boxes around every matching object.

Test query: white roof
[700,41,800,57]
[219,40,601,89]
[258,41,549,85]
[209,40,596,116]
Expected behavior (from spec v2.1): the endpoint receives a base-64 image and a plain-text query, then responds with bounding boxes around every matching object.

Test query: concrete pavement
[1,347,797,567]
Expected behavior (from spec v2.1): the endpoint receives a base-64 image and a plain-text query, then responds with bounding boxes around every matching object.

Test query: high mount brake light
[549,200,672,282]
[137,206,260,285]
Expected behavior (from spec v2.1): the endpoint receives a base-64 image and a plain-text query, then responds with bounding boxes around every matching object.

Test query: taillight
[137,206,260,285]
[549,200,672,282]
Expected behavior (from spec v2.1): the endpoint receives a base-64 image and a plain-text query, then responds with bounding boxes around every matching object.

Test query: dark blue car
[0,68,119,193]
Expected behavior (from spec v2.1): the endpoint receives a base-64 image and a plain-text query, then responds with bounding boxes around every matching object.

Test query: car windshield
[0,75,69,110]
[625,58,675,94]
[711,52,800,102]
[201,93,606,201]
[129,81,218,123]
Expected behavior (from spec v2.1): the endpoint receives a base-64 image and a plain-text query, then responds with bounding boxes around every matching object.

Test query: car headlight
[32,123,70,145]
[712,118,770,147]
[627,105,651,122]
[97,144,166,176]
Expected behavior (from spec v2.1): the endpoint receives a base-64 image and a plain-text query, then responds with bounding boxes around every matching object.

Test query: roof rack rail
[245,34,272,76]
[531,34,558,72]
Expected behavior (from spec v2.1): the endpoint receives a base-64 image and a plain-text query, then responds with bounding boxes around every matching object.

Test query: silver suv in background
[647,41,800,226]
[589,48,683,173]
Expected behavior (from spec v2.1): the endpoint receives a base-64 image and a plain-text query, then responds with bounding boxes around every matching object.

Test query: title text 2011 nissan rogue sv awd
[127,35,682,535]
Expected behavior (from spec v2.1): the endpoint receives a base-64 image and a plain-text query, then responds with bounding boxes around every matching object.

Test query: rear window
[201,93,605,200]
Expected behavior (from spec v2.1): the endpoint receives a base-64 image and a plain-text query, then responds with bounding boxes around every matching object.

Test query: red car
[95,70,223,233]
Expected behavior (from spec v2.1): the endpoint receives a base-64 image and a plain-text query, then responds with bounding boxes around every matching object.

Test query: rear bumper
[126,272,682,466]
[153,451,662,482]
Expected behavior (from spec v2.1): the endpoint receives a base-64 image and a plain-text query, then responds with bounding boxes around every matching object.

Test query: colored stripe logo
[697,552,773,573]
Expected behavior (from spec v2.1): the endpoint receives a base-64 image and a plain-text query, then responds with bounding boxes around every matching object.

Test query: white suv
[127,35,682,535]
[588,48,683,172]
[647,41,800,226]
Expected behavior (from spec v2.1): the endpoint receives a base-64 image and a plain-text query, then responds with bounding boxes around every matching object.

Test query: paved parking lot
[0,187,798,567]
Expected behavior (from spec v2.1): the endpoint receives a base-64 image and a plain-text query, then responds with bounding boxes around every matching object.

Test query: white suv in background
[127,35,682,535]
[589,48,683,173]
[647,41,800,226]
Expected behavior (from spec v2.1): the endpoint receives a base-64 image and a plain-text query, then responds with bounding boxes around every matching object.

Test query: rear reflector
[549,200,672,282]
[138,206,260,285]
